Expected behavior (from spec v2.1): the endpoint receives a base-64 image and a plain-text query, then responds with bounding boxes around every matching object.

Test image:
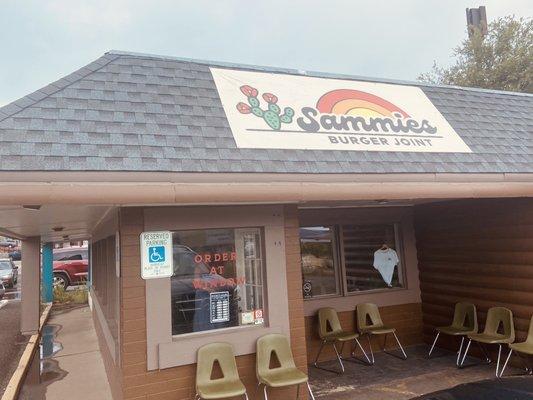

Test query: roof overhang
[0,171,532,206]
[0,171,531,242]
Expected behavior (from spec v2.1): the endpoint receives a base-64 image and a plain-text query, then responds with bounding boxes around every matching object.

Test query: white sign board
[210,68,471,153]
[140,231,173,279]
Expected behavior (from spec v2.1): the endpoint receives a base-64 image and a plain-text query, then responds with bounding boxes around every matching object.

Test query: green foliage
[419,16,532,93]
[53,284,88,304]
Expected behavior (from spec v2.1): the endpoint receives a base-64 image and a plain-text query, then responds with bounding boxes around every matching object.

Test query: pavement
[309,344,532,399]
[18,305,113,400]
[0,268,27,398]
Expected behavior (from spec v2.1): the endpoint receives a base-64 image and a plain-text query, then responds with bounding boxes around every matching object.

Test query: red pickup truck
[53,247,88,289]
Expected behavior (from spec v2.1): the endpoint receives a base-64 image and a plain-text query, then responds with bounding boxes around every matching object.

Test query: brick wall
[305,303,423,364]
[113,205,309,400]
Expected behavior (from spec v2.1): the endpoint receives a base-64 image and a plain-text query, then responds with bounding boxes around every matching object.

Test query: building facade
[0,51,531,399]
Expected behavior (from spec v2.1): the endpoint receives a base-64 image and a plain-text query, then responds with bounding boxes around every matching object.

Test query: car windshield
[0,261,11,270]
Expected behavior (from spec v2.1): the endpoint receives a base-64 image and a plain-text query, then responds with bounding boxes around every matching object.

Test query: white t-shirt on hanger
[373,248,399,287]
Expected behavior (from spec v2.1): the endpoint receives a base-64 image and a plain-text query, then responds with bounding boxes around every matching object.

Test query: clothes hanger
[380,243,388,250]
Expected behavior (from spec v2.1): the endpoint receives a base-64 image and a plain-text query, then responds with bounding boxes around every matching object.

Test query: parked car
[8,250,21,261]
[0,282,5,299]
[53,247,88,289]
[0,258,19,288]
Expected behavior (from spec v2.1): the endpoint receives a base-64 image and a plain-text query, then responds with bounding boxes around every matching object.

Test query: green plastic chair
[314,307,371,374]
[195,342,249,400]
[460,307,515,377]
[356,303,407,363]
[428,302,478,365]
[500,315,533,377]
[256,333,315,400]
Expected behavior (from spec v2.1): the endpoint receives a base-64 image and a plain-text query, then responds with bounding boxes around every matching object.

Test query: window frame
[169,226,268,337]
[143,205,291,370]
[302,221,407,301]
[300,225,342,299]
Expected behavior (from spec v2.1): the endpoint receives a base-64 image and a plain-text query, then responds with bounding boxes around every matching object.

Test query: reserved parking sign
[140,231,173,279]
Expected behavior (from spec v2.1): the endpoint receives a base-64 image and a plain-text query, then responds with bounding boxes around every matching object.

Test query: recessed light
[23,205,41,210]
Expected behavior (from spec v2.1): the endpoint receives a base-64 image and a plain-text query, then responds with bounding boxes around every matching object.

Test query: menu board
[210,291,230,323]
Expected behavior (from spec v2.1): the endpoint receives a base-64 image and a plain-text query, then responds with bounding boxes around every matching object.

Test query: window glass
[0,261,11,270]
[171,227,265,336]
[53,249,88,261]
[300,226,339,298]
[342,224,403,292]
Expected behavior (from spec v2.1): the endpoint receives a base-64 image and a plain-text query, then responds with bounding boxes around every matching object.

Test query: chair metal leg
[332,342,345,373]
[500,348,513,378]
[475,341,491,363]
[459,339,472,367]
[428,331,440,358]
[393,332,408,360]
[352,338,373,365]
[456,336,465,366]
[263,384,268,400]
[307,381,316,400]
[517,351,533,374]
[243,392,249,400]
[365,334,375,364]
[296,383,300,399]
[495,344,503,378]
[313,340,345,374]
[380,332,407,360]
[313,340,326,368]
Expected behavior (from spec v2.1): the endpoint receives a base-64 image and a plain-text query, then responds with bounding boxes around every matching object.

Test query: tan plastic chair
[459,306,515,377]
[195,342,249,400]
[256,333,315,400]
[428,302,478,365]
[356,303,407,363]
[314,307,371,374]
[500,315,533,377]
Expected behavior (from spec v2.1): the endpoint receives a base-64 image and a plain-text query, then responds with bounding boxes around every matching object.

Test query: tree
[419,16,532,93]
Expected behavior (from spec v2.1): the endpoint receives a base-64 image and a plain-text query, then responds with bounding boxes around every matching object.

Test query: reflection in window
[300,226,339,298]
[343,224,402,292]
[171,228,265,336]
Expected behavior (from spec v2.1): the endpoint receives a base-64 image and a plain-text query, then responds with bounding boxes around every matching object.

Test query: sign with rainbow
[210,68,471,153]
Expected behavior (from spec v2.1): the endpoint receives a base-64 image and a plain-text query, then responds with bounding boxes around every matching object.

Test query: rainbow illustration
[316,89,410,118]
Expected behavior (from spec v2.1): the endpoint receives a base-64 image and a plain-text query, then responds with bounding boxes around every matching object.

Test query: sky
[1,0,531,106]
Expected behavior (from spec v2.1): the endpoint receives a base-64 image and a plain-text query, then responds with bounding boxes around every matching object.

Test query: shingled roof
[0,50,531,174]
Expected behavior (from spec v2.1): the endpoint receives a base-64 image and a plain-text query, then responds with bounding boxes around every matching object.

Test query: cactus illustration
[236,85,294,130]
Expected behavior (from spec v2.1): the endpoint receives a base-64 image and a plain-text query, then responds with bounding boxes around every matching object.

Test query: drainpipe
[42,243,54,303]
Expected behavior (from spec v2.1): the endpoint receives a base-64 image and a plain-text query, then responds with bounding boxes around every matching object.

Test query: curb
[1,302,53,400]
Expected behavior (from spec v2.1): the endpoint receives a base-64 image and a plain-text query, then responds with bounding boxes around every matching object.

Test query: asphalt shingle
[0,51,531,174]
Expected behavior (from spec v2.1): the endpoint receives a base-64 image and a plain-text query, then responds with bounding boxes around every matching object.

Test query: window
[171,227,265,336]
[300,226,339,298]
[0,260,12,270]
[342,224,402,292]
[300,223,404,299]
[53,249,88,261]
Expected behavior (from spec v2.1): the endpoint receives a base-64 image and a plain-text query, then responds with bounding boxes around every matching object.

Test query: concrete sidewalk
[18,305,112,400]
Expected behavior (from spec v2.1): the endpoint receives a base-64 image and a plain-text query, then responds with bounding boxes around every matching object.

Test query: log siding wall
[415,198,533,354]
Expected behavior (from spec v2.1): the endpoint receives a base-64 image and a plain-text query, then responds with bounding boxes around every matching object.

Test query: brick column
[283,205,309,399]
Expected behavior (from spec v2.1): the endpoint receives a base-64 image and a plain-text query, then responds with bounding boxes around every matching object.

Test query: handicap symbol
[149,246,165,263]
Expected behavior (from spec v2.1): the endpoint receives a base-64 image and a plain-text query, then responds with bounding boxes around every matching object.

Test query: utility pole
[466,6,488,37]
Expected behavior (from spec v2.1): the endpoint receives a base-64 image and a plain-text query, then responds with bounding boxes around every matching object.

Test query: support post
[21,236,41,335]
[42,243,53,303]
